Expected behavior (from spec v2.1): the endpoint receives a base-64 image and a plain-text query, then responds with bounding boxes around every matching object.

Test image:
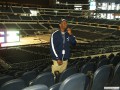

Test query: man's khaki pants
[52,60,68,74]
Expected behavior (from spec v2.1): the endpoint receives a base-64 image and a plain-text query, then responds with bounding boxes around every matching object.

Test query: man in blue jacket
[50,19,76,74]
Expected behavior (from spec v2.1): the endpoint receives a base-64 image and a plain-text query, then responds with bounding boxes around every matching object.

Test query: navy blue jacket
[50,30,76,61]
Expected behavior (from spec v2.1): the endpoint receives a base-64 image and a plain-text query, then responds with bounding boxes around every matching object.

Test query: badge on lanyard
[62,49,65,54]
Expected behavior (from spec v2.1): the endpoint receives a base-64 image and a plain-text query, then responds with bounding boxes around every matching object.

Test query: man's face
[59,20,68,32]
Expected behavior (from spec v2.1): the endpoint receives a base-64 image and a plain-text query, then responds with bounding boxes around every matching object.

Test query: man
[50,19,76,74]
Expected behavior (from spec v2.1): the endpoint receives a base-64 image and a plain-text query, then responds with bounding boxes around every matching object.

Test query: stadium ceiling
[0,0,89,7]
[0,0,49,7]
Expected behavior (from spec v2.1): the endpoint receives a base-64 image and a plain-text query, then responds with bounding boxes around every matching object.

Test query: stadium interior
[0,0,120,90]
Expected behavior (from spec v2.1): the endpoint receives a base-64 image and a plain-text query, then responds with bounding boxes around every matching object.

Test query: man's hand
[67,28,72,35]
[57,60,63,65]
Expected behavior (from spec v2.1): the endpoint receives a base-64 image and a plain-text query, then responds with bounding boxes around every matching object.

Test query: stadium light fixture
[0,31,5,43]
[6,31,20,43]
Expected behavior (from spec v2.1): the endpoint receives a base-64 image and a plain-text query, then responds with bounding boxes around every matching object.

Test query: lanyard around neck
[61,32,65,48]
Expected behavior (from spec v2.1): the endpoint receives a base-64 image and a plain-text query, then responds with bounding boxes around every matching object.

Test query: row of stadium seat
[0,15,43,21]
[0,52,119,78]
[0,53,120,90]
[0,48,49,64]
[0,15,120,26]
[72,25,120,37]
[0,44,119,69]
[95,10,120,13]
[72,30,108,40]
[0,7,30,14]
[96,0,120,3]
[1,22,119,39]
[0,23,47,30]
[21,46,50,54]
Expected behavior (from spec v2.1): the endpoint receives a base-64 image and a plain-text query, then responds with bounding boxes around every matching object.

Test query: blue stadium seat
[90,65,111,90]
[89,56,99,63]
[0,75,13,86]
[31,72,54,87]
[68,59,79,68]
[110,62,120,86]
[59,67,77,82]
[21,71,36,86]
[49,82,61,90]
[110,55,120,66]
[15,71,25,78]
[99,55,106,60]
[8,15,21,20]
[108,53,114,60]
[23,8,31,14]
[32,68,40,75]
[80,62,95,74]
[43,65,51,72]
[75,60,86,70]
[97,58,109,68]
[59,73,86,90]
[0,79,25,90]
[22,84,48,90]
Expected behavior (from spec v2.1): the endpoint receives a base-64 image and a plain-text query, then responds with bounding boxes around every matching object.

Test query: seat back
[111,62,120,86]
[0,75,13,86]
[91,65,111,90]
[49,83,61,90]
[59,67,77,82]
[22,84,48,90]
[76,60,86,70]
[15,71,25,78]
[97,58,109,68]
[21,71,36,86]
[43,66,51,72]
[0,79,25,90]
[32,72,54,87]
[110,56,120,66]
[80,62,95,74]
[108,53,114,60]
[59,73,86,90]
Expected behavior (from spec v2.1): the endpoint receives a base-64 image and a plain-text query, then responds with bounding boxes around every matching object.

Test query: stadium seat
[108,53,115,60]
[110,55,120,66]
[12,7,24,13]
[89,56,99,63]
[59,73,86,90]
[32,68,40,75]
[22,84,48,90]
[110,62,120,86]
[31,72,54,87]
[0,79,25,90]
[21,71,36,86]
[59,67,77,82]
[99,55,106,60]
[15,71,25,78]
[49,82,61,90]
[43,65,51,72]
[0,75,13,86]
[97,58,109,68]
[80,62,95,74]
[68,59,79,68]
[116,52,120,56]
[75,60,86,70]
[90,65,111,90]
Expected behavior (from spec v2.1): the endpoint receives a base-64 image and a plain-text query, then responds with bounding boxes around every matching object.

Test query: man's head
[59,19,67,32]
